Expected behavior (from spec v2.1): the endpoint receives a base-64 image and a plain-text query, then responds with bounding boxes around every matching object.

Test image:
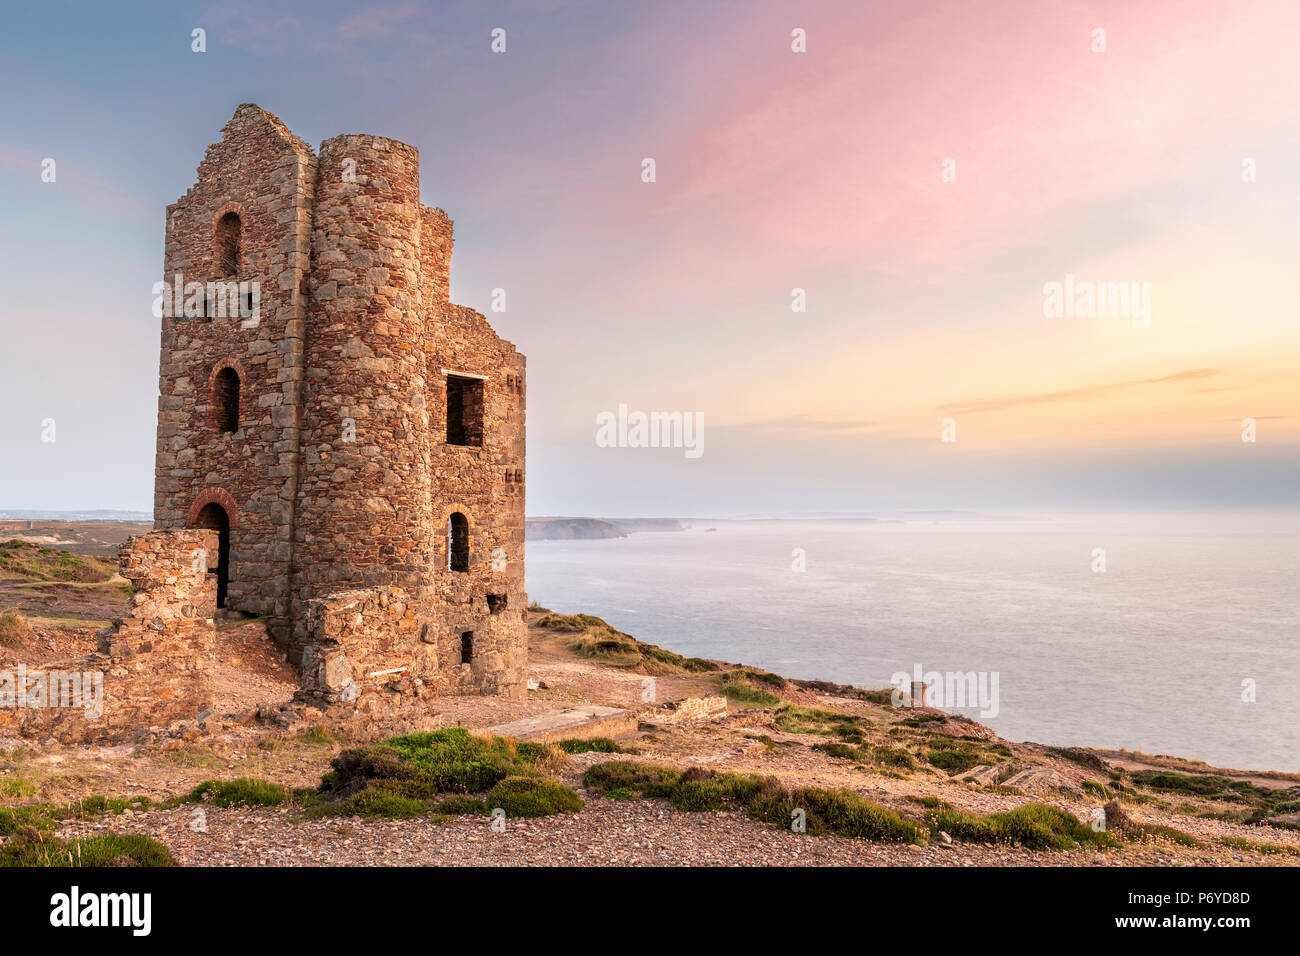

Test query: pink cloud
[575,0,1300,274]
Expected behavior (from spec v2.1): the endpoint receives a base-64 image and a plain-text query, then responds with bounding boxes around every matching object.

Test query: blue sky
[1,0,1297,516]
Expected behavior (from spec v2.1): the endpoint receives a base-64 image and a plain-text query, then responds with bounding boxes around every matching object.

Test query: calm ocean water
[525,514,1300,771]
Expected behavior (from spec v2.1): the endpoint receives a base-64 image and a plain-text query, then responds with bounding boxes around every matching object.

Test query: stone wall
[154,105,317,648]
[0,531,218,743]
[298,582,525,705]
[289,135,434,657]
[152,104,528,704]
[298,586,437,703]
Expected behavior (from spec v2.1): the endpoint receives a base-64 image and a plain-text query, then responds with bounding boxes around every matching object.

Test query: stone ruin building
[160,103,529,694]
[1,106,530,744]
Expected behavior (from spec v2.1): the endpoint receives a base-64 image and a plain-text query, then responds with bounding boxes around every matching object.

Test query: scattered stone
[1001,768,1083,797]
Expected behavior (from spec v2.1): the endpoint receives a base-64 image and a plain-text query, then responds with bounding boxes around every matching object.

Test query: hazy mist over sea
[526,512,1300,771]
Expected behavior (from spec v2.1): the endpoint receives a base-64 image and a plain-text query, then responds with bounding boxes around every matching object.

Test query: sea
[525,512,1300,772]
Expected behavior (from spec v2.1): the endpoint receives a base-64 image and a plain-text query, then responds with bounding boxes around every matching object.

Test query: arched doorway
[194,503,231,608]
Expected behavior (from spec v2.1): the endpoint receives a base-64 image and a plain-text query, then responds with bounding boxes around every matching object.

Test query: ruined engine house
[152,105,527,699]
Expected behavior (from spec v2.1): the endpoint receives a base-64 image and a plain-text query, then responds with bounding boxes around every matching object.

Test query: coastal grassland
[1109,768,1300,829]
[925,802,1118,850]
[0,539,117,583]
[0,540,133,626]
[768,700,1018,778]
[582,761,927,844]
[531,609,718,675]
[0,793,171,867]
[581,760,1134,852]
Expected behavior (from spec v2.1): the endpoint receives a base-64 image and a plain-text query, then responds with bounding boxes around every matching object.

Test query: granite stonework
[0,531,219,743]
[150,105,528,712]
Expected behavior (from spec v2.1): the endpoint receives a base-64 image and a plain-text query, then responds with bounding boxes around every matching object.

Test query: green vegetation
[908,795,951,810]
[1100,799,1200,847]
[554,737,628,755]
[1132,770,1261,801]
[0,774,35,798]
[61,795,152,818]
[773,705,917,770]
[1,793,158,835]
[1082,781,1113,799]
[1047,747,1110,773]
[435,795,489,815]
[897,714,945,727]
[0,805,58,834]
[186,778,289,808]
[1220,837,1300,857]
[926,747,981,775]
[927,803,1118,850]
[306,728,580,819]
[1128,822,1203,848]
[582,761,926,845]
[583,761,684,798]
[924,738,989,775]
[715,671,781,707]
[749,784,928,844]
[774,704,866,737]
[0,540,115,583]
[486,777,584,817]
[0,832,174,868]
[1127,770,1300,826]
[322,789,427,819]
[538,611,717,673]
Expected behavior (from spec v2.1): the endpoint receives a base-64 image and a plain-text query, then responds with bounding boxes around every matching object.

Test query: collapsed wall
[0,531,217,744]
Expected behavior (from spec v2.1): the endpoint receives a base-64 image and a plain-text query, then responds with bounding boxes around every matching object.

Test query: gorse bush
[308,728,581,820]
[487,777,583,817]
[582,761,927,845]
[927,803,1118,850]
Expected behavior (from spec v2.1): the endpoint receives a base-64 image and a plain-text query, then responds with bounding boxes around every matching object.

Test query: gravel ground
[57,797,1299,868]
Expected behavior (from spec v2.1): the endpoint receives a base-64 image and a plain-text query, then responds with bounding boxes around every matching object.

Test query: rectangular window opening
[460,631,474,664]
[446,374,484,446]
[487,594,506,616]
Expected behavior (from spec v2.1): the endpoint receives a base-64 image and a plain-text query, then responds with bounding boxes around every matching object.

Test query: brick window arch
[186,487,240,529]
[207,359,247,434]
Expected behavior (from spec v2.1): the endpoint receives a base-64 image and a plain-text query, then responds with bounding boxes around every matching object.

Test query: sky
[0,0,1296,517]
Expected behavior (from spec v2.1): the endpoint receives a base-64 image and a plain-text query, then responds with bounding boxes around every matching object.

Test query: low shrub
[555,737,627,755]
[583,761,926,844]
[486,777,583,817]
[0,609,33,647]
[0,831,174,867]
[928,802,1117,850]
[186,778,289,807]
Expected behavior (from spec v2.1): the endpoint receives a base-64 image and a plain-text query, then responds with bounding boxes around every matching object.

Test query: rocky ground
[2,555,1298,867]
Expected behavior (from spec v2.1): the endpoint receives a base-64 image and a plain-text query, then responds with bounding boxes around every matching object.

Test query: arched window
[214,367,240,434]
[214,211,242,276]
[448,512,469,572]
